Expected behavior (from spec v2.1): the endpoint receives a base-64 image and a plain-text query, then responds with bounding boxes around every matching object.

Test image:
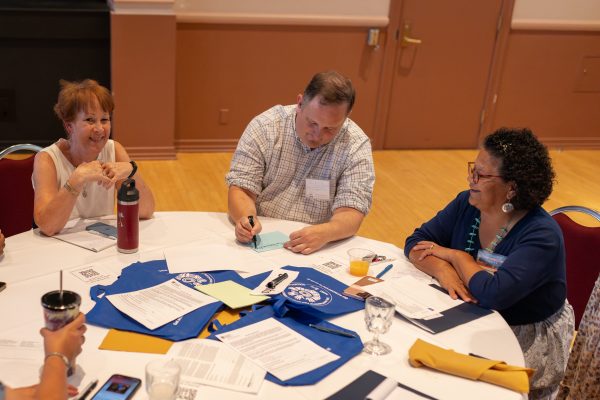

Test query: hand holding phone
[90,374,141,400]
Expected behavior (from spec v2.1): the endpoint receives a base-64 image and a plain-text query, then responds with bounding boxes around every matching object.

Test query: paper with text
[216,318,339,381]
[367,276,462,320]
[106,279,217,330]
[168,339,265,393]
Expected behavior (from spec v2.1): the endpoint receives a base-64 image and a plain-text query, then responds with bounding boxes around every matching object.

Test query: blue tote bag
[86,259,244,341]
[208,304,363,386]
[244,266,365,319]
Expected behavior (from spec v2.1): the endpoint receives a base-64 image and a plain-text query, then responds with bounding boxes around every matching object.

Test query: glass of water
[363,296,395,355]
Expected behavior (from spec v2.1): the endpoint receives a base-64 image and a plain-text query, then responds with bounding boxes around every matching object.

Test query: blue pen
[376,264,393,279]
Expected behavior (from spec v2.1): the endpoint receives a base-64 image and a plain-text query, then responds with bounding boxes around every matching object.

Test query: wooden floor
[138,149,600,249]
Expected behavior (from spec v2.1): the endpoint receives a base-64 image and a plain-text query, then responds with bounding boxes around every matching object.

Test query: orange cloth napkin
[408,339,534,393]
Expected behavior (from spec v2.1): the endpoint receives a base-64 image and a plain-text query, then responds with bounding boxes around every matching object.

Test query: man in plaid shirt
[226,71,375,254]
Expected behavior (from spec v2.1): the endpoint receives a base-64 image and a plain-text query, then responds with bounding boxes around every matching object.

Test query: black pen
[248,215,257,248]
[308,323,357,338]
[267,273,288,289]
[78,379,98,400]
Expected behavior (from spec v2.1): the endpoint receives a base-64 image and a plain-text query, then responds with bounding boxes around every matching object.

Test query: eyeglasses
[467,162,502,184]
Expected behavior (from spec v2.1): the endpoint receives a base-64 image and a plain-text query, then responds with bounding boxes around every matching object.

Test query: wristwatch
[0,381,5,400]
[128,160,138,179]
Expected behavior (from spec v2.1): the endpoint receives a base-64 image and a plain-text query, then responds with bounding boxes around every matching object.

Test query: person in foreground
[33,79,155,236]
[404,128,574,399]
[2,313,86,400]
[226,71,375,254]
[0,229,4,257]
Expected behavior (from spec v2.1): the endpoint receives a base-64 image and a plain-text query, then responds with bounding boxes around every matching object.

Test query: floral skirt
[511,301,575,400]
[557,274,600,400]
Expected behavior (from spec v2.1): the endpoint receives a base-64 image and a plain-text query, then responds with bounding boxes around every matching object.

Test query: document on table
[216,318,339,381]
[366,276,492,334]
[0,338,43,386]
[106,279,217,330]
[367,276,460,319]
[165,240,275,274]
[168,339,265,393]
[52,218,117,252]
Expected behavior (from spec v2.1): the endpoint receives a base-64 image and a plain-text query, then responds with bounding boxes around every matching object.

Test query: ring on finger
[430,244,434,250]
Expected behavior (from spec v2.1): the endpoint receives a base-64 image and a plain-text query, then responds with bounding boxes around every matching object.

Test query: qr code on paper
[78,268,99,279]
[321,261,343,270]
[70,266,112,283]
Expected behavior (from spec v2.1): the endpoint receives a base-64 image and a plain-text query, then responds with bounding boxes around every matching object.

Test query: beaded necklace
[465,216,511,255]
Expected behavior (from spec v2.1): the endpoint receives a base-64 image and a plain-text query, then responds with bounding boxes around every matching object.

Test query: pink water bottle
[117,179,139,253]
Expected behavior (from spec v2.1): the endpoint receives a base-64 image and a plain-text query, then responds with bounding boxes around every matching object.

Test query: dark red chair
[0,144,42,237]
[550,206,600,329]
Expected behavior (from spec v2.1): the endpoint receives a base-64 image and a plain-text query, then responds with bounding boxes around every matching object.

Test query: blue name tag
[476,249,507,274]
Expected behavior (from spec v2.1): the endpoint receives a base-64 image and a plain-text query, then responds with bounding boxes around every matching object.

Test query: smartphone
[86,222,118,239]
[0,282,6,293]
[90,374,141,400]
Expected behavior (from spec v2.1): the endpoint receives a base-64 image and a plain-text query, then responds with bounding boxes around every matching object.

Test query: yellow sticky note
[196,280,269,309]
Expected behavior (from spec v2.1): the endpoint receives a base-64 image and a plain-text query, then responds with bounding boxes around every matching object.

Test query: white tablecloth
[0,212,526,399]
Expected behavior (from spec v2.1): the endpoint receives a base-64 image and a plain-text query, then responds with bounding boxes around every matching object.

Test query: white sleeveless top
[41,140,116,220]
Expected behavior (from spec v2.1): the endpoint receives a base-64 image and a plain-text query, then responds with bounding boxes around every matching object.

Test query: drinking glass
[363,296,395,355]
[146,359,181,400]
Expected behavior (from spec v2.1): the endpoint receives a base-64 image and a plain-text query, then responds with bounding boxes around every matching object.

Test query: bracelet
[128,160,137,179]
[63,180,80,196]
[45,352,71,370]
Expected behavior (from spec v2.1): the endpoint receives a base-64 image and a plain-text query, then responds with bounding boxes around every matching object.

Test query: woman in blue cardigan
[405,128,574,399]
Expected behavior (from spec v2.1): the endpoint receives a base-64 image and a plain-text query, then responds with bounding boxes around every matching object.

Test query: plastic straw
[59,270,63,302]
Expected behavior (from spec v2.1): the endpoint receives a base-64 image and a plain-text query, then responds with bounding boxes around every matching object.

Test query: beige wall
[110,1,600,158]
[489,31,600,147]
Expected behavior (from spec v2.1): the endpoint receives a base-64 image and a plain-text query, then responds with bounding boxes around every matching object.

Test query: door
[382,0,504,149]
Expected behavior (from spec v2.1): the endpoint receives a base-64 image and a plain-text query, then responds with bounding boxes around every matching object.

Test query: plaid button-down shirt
[226,105,375,224]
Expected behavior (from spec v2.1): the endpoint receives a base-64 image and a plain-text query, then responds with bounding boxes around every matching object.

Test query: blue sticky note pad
[252,231,289,252]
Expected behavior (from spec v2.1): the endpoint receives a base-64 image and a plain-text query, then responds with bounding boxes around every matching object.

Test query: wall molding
[110,0,174,15]
[175,139,238,152]
[126,146,177,160]
[541,137,600,149]
[176,12,388,27]
[512,19,600,31]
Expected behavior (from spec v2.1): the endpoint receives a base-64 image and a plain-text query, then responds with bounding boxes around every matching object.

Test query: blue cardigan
[405,191,566,325]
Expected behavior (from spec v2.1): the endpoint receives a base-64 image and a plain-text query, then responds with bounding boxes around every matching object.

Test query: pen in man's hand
[376,264,394,279]
[247,215,257,248]
[78,379,98,400]
[309,323,357,338]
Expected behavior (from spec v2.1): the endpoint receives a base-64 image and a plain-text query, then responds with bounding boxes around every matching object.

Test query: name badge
[305,178,330,201]
[476,249,507,275]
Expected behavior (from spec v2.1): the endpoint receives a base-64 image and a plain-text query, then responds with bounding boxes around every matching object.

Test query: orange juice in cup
[348,248,375,277]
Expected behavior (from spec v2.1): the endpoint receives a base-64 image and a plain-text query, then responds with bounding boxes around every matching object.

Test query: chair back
[550,206,600,329]
[0,144,42,237]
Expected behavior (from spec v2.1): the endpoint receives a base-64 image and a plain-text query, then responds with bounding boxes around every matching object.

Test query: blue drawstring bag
[208,304,363,386]
[244,266,365,319]
[86,259,245,341]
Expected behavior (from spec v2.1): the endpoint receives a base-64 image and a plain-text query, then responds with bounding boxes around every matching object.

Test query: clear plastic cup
[146,359,181,400]
[347,248,375,277]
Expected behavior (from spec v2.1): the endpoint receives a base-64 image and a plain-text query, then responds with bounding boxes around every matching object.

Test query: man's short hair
[302,71,355,113]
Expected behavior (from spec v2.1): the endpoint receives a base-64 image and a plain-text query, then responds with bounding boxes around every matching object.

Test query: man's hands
[235,216,262,244]
[284,225,328,255]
